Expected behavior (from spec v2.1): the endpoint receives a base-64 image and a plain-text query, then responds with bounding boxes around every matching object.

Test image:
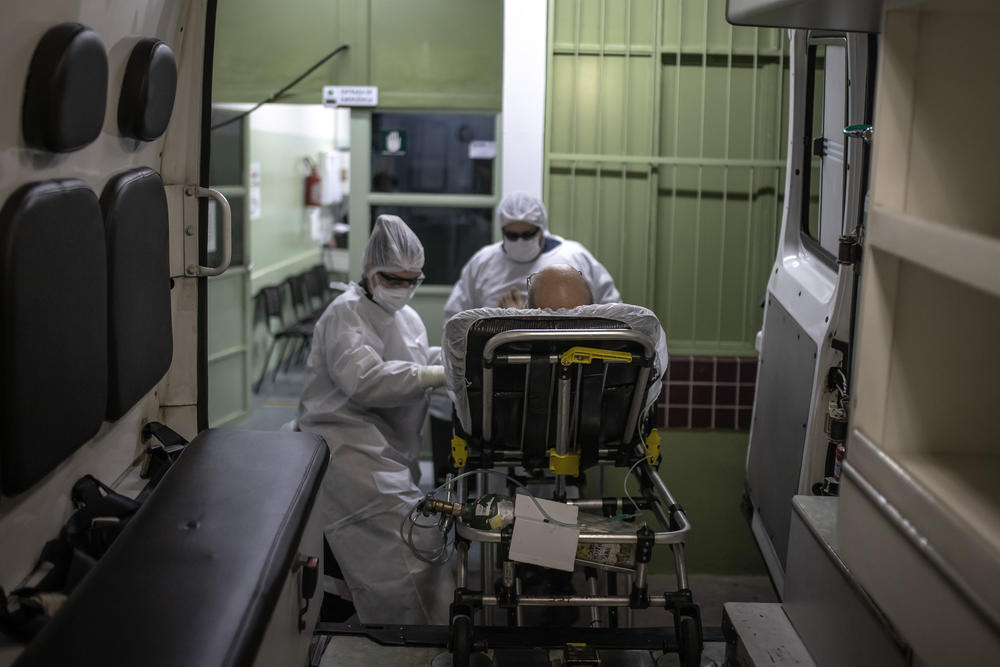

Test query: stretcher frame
[443,327,705,667]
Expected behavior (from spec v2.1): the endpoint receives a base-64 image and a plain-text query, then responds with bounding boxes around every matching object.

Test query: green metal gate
[544,0,789,355]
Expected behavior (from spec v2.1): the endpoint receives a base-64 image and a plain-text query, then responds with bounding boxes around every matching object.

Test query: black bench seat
[14,429,329,667]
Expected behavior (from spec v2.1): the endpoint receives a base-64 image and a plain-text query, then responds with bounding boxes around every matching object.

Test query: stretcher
[432,304,705,667]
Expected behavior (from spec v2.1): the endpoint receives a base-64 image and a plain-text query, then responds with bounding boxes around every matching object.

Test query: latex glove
[497,287,525,309]
[418,364,446,388]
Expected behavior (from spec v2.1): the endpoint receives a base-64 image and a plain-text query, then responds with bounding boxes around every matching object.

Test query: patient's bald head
[526,264,593,310]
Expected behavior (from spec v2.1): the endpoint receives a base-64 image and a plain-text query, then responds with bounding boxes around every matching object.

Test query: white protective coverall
[442,234,622,320]
[434,194,622,423]
[296,218,452,625]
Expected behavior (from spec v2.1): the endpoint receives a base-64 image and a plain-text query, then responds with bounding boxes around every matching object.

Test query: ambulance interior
[0,0,997,666]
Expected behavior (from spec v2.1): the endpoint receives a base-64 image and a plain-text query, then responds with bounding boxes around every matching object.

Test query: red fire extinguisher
[304,159,322,207]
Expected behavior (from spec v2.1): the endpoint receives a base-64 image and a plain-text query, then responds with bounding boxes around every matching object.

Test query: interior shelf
[844,431,1000,630]
[898,451,1000,556]
[866,206,1000,300]
[839,4,1000,662]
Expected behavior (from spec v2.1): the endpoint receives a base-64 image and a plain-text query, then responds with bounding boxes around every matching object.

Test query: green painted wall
[213,0,503,109]
[208,268,251,425]
[241,106,337,387]
[245,127,325,297]
[587,429,767,576]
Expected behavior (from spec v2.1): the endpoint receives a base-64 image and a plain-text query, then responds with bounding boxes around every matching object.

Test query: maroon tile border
[656,354,758,430]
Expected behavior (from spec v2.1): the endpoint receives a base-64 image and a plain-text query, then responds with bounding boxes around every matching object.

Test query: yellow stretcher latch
[559,346,633,367]
[644,429,661,466]
[548,449,580,476]
[451,435,468,468]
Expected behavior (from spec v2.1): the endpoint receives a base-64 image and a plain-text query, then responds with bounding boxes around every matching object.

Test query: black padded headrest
[100,168,173,420]
[0,180,108,494]
[118,39,177,141]
[22,23,108,153]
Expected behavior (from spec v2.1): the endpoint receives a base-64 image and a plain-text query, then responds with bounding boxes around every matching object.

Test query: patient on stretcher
[525,263,594,310]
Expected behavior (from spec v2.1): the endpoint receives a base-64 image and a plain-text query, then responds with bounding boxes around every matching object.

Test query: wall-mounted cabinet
[838,5,1000,664]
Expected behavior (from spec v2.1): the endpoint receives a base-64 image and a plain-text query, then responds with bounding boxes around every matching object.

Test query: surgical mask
[503,236,542,263]
[372,284,416,313]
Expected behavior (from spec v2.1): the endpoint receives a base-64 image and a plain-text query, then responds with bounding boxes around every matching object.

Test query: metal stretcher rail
[453,464,691,545]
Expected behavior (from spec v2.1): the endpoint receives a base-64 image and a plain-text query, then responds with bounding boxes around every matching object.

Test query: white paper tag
[509,495,579,572]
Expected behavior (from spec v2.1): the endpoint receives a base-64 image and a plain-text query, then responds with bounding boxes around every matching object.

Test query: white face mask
[503,236,542,263]
[371,284,417,313]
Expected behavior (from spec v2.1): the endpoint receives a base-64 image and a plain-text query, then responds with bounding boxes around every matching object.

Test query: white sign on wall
[323,86,379,108]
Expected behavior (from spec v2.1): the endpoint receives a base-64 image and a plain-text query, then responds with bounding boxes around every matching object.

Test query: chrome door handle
[183,185,231,277]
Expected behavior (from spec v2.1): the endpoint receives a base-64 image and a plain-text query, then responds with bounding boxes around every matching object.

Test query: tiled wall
[656,356,758,430]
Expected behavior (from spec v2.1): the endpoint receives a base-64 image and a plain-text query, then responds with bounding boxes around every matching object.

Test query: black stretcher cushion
[22,23,108,153]
[118,39,177,141]
[100,168,173,420]
[0,180,108,495]
[462,316,647,470]
[14,429,330,667]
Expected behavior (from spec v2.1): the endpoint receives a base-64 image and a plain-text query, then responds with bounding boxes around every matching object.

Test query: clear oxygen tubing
[399,465,648,565]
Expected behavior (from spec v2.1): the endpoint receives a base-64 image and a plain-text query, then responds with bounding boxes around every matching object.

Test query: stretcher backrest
[445,304,667,470]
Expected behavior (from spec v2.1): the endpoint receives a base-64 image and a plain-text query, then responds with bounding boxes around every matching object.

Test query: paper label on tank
[509,495,579,572]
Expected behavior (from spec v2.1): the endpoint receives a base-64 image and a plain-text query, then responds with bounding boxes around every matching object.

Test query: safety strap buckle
[548,449,580,476]
[451,435,468,468]
[644,429,661,466]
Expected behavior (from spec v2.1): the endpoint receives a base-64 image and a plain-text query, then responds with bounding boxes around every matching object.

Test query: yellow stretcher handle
[559,346,633,366]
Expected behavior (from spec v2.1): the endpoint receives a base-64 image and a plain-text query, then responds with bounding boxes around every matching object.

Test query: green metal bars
[544,0,789,356]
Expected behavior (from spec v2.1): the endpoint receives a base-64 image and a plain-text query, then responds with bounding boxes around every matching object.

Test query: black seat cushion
[100,168,172,420]
[13,429,330,667]
[117,39,177,141]
[0,180,107,495]
[22,23,108,152]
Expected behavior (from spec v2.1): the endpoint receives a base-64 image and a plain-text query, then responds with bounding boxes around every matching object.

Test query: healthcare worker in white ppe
[443,192,621,317]
[430,192,622,482]
[295,214,452,625]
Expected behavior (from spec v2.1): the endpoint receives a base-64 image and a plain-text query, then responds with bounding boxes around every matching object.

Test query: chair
[303,264,335,319]
[283,273,316,324]
[434,303,703,667]
[252,285,313,393]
